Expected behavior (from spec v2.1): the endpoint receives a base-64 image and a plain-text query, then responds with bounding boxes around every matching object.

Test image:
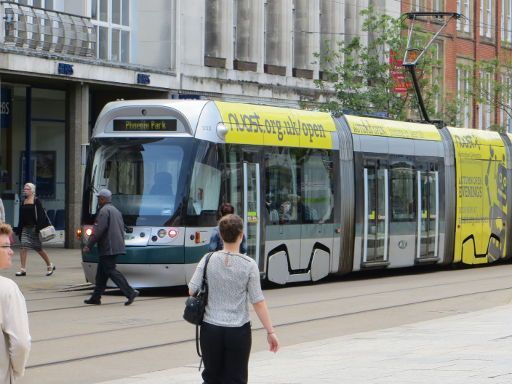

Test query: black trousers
[200,322,252,384]
[92,254,135,299]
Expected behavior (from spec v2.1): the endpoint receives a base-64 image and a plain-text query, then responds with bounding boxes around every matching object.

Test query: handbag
[34,201,56,242]
[183,252,213,325]
[39,225,56,242]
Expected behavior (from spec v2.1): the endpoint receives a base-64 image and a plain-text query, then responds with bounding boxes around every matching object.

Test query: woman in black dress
[15,183,55,276]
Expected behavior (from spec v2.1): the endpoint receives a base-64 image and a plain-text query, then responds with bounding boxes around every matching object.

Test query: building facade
[0,0,400,248]
[404,0,512,131]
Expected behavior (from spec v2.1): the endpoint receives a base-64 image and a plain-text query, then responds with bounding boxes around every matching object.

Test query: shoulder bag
[183,252,213,325]
[183,252,213,365]
[34,201,56,242]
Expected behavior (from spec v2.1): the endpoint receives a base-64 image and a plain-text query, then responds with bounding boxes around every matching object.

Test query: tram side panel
[212,101,340,285]
[333,118,356,275]
[504,134,512,260]
[345,115,447,271]
[447,128,508,264]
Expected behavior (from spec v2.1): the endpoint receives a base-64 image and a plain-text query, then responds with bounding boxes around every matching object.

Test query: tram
[79,100,511,287]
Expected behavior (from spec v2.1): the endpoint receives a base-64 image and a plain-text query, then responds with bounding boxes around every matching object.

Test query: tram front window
[86,138,195,226]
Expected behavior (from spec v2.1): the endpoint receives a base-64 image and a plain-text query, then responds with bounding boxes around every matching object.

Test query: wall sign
[137,73,150,85]
[57,63,74,76]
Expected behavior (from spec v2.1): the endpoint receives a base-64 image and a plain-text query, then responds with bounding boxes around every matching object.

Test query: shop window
[91,0,130,62]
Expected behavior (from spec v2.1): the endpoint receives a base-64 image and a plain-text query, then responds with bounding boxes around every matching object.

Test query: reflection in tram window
[88,138,192,226]
[391,163,416,222]
[301,149,334,223]
[187,143,221,218]
[265,148,299,224]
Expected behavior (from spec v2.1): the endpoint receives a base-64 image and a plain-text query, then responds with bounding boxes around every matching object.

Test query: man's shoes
[84,297,101,305]
[15,269,26,277]
[125,290,139,306]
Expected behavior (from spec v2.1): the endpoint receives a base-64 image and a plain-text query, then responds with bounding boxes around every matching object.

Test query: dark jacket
[16,198,50,236]
[208,227,248,254]
[86,202,126,256]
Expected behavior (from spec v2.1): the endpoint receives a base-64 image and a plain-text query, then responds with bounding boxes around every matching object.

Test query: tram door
[243,161,261,266]
[416,167,439,260]
[223,148,262,268]
[363,163,389,264]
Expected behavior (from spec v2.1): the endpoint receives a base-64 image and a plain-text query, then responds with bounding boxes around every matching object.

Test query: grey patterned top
[189,251,264,327]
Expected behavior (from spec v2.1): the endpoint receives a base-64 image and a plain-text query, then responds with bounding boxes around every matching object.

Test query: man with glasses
[0,223,31,383]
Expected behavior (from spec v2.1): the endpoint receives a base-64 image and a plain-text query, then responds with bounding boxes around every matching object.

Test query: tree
[456,58,512,132]
[313,7,452,123]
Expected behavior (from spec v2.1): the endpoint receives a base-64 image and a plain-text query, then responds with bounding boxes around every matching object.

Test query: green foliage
[314,7,449,122]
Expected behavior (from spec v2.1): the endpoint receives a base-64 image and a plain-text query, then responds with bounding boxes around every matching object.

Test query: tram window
[265,148,299,224]
[88,139,189,226]
[187,144,221,217]
[390,163,416,221]
[301,149,334,223]
[221,146,243,216]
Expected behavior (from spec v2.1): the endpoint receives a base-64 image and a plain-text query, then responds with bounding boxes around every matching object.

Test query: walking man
[83,189,139,306]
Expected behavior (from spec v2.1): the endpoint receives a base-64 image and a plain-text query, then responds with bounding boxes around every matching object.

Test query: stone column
[65,83,89,249]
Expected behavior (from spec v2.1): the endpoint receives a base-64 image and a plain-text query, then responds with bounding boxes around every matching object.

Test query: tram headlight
[168,228,178,238]
[216,123,228,140]
[85,227,93,237]
[158,229,167,238]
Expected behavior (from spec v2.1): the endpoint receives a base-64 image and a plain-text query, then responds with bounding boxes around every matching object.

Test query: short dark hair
[220,202,235,217]
[218,214,243,243]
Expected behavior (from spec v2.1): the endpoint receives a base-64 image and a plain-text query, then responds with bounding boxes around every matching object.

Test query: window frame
[479,0,493,39]
[90,0,131,62]
[457,0,471,34]
[478,70,493,130]
[456,63,472,127]
[390,160,417,223]
[502,0,512,44]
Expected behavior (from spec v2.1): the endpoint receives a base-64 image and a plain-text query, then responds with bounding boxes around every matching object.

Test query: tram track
[26,283,512,370]
[25,269,512,314]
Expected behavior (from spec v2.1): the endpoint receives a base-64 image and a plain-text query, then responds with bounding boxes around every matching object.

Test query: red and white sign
[389,51,411,94]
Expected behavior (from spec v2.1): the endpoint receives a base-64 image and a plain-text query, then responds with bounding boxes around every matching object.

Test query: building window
[431,41,444,115]
[503,0,512,44]
[457,65,472,127]
[457,0,471,33]
[480,0,493,39]
[433,0,443,12]
[410,0,443,11]
[478,71,492,130]
[411,0,423,11]
[91,0,130,62]
[14,0,53,8]
[500,74,512,132]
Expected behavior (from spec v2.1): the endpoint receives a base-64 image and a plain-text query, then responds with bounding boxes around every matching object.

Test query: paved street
[98,304,512,384]
[2,246,512,384]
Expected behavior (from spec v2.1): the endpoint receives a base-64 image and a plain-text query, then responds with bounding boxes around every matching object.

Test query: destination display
[113,119,177,132]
